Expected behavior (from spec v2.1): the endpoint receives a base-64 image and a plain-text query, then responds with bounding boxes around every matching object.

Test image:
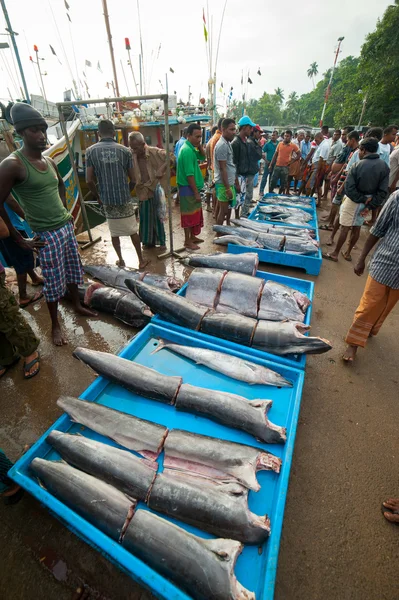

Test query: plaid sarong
[37,220,83,302]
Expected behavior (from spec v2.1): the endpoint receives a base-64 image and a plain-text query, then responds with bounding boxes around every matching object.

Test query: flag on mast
[202,8,208,42]
[66,12,71,22]
[85,59,92,67]
[64,0,70,9]
[97,61,102,73]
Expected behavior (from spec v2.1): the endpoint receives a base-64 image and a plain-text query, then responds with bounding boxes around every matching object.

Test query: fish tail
[150,339,167,355]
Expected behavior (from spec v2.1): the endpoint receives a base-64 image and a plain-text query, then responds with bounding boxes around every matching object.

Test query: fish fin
[203,537,243,563]
[150,339,166,355]
[249,399,273,413]
[279,236,286,251]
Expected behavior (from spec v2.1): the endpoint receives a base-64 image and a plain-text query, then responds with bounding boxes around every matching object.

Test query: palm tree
[307,62,318,89]
[274,87,284,103]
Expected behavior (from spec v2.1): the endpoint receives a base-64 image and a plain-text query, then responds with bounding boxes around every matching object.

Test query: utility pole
[102,0,120,97]
[320,36,344,127]
[0,0,30,102]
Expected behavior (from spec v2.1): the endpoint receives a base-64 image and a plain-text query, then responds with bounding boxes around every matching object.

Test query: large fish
[258,281,310,322]
[181,251,259,276]
[164,429,282,490]
[253,321,332,355]
[126,279,210,330]
[73,348,182,404]
[123,509,255,600]
[148,470,271,544]
[57,396,168,459]
[152,339,292,387]
[231,218,314,239]
[213,225,259,240]
[213,235,263,248]
[83,264,183,292]
[283,236,319,256]
[213,225,286,251]
[258,205,312,223]
[47,431,157,501]
[217,271,264,319]
[201,311,257,346]
[30,458,135,542]
[262,194,312,205]
[175,384,286,444]
[185,268,227,309]
[82,283,152,328]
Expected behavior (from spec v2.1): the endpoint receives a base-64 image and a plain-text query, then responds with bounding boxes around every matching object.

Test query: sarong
[178,185,204,235]
[345,275,399,347]
[103,201,138,237]
[139,197,166,246]
[339,196,367,227]
[288,159,301,178]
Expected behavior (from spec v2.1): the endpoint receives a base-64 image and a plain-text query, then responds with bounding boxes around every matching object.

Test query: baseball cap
[238,115,255,127]
[254,124,263,132]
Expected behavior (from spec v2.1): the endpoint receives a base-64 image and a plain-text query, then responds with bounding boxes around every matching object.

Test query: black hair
[343,126,354,133]
[285,130,293,136]
[321,125,329,133]
[221,118,236,130]
[187,123,201,135]
[334,129,341,134]
[210,126,218,136]
[383,124,399,135]
[360,137,379,153]
[217,118,223,130]
[365,126,383,141]
[98,119,115,137]
[348,130,360,141]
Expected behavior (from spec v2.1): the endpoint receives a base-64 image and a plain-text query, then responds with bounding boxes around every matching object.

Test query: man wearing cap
[268,130,299,194]
[231,115,256,217]
[0,103,96,346]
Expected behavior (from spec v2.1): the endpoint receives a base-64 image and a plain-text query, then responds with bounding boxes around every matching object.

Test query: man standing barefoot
[0,103,96,346]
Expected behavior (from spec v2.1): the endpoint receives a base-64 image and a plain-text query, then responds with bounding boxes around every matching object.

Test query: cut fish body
[57,396,167,459]
[213,235,263,247]
[153,339,292,387]
[283,237,319,255]
[73,347,182,404]
[175,383,286,444]
[30,458,135,541]
[148,470,271,544]
[181,251,259,276]
[217,272,264,318]
[231,218,313,238]
[201,311,257,346]
[113,293,152,327]
[164,429,282,490]
[123,509,255,600]
[253,321,332,355]
[258,281,309,322]
[83,264,183,292]
[47,431,157,501]
[127,279,210,330]
[258,205,312,223]
[213,225,259,240]
[82,284,152,328]
[185,268,227,308]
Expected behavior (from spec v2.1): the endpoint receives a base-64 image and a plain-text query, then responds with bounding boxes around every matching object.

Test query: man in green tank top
[0,104,96,346]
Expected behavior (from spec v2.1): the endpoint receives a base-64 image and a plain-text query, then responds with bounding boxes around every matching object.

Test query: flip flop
[19,291,43,308]
[0,356,21,378]
[319,224,333,231]
[322,253,338,262]
[341,251,352,262]
[138,260,151,270]
[23,351,40,380]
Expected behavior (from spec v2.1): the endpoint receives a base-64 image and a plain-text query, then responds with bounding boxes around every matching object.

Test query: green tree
[274,87,284,103]
[285,91,299,122]
[307,62,318,89]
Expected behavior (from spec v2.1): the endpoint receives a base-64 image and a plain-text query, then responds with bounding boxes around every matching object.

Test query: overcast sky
[0,0,391,110]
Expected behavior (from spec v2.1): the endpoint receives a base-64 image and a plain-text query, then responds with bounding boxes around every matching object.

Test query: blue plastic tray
[153,269,314,370]
[260,192,316,210]
[9,322,305,600]
[250,202,317,231]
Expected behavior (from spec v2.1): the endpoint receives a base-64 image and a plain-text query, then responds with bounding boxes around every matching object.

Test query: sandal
[322,253,338,262]
[23,351,40,380]
[0,356,20,378]
[319,224,333,231]
[341,251,352,262]
[19,291,43,308]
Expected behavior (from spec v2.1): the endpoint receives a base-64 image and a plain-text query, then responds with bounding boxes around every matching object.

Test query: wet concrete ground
[1,200,398,600]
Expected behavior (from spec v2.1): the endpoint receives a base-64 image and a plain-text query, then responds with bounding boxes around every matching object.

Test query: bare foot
[383,498,399,523]
[341,251,352,262]
[138,259,151,270]
[342,345,357,363]
[325,239,334,246]
[52,325,68,346]
[74,305,98,317]
[116,259,126,267]
[158,245,167,251]
[19,291,44,308]
[191,236,204,243]
[185,242,200,250]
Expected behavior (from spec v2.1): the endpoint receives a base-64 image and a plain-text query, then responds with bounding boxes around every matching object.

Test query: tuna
[175,383,286,444]
[262,194,312,205]
[83,283,152,328]
[212,225,259,240]
[123,509,255,600]
[283,236,319,255]
[217,271,264,318]
[46,431,157,501]
[147,470,271,544]
[231,218,314,239]
[185,268,227,309]
[126,279,210,330]
[83,264,183,292]
[30,458,135,541]
[258,281,310,322]
[164,429,282,490]
[213,225,286,251]
[73,347,182,404]
[252,321,332,355]
[213,235,263,248]
[181,251,259,276]
[258,205,312,223]
[152,339,292,387]
[201,311,257,346]
[57,396,168,459]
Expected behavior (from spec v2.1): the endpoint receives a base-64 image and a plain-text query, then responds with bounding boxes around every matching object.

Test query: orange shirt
[207,130,222,170]
[275,142,299,167]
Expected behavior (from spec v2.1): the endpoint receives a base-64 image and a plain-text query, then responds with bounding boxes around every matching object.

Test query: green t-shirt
[11,150,71,232]
[176,140,205,190]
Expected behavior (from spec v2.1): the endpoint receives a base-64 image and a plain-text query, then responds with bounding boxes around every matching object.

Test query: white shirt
[311,138,330,164]
[379,142,391,167]
[327,138,343,164]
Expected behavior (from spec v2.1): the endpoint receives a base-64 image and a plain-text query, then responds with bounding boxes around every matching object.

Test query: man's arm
[218,160,232,199]
[371,168,389,208]
[269,143,279,171]
[48,157,66,206]
[6,194,25,219]
[231,138,240,168]
[354,233,380,275]
[186,175,200,200]
[344,165,367,204]
[86,165,100,201]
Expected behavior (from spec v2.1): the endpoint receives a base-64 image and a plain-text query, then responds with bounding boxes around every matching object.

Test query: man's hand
[234,182,240,193]
[194,192,201,202]
[225,187,233,200]
[15,235,47,252]
[96,196,103,206]
[354,259,365,276]
[268,165,273,172]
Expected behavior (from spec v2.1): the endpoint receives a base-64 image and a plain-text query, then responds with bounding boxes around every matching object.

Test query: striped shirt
[86,138,132,206]
[369,190,399,288]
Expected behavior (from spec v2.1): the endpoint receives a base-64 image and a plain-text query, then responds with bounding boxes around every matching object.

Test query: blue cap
[238,115,255,127]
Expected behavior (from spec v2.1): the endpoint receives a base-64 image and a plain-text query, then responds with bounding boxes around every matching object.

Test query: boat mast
[102,0,120,97]
[0,0,30,103]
